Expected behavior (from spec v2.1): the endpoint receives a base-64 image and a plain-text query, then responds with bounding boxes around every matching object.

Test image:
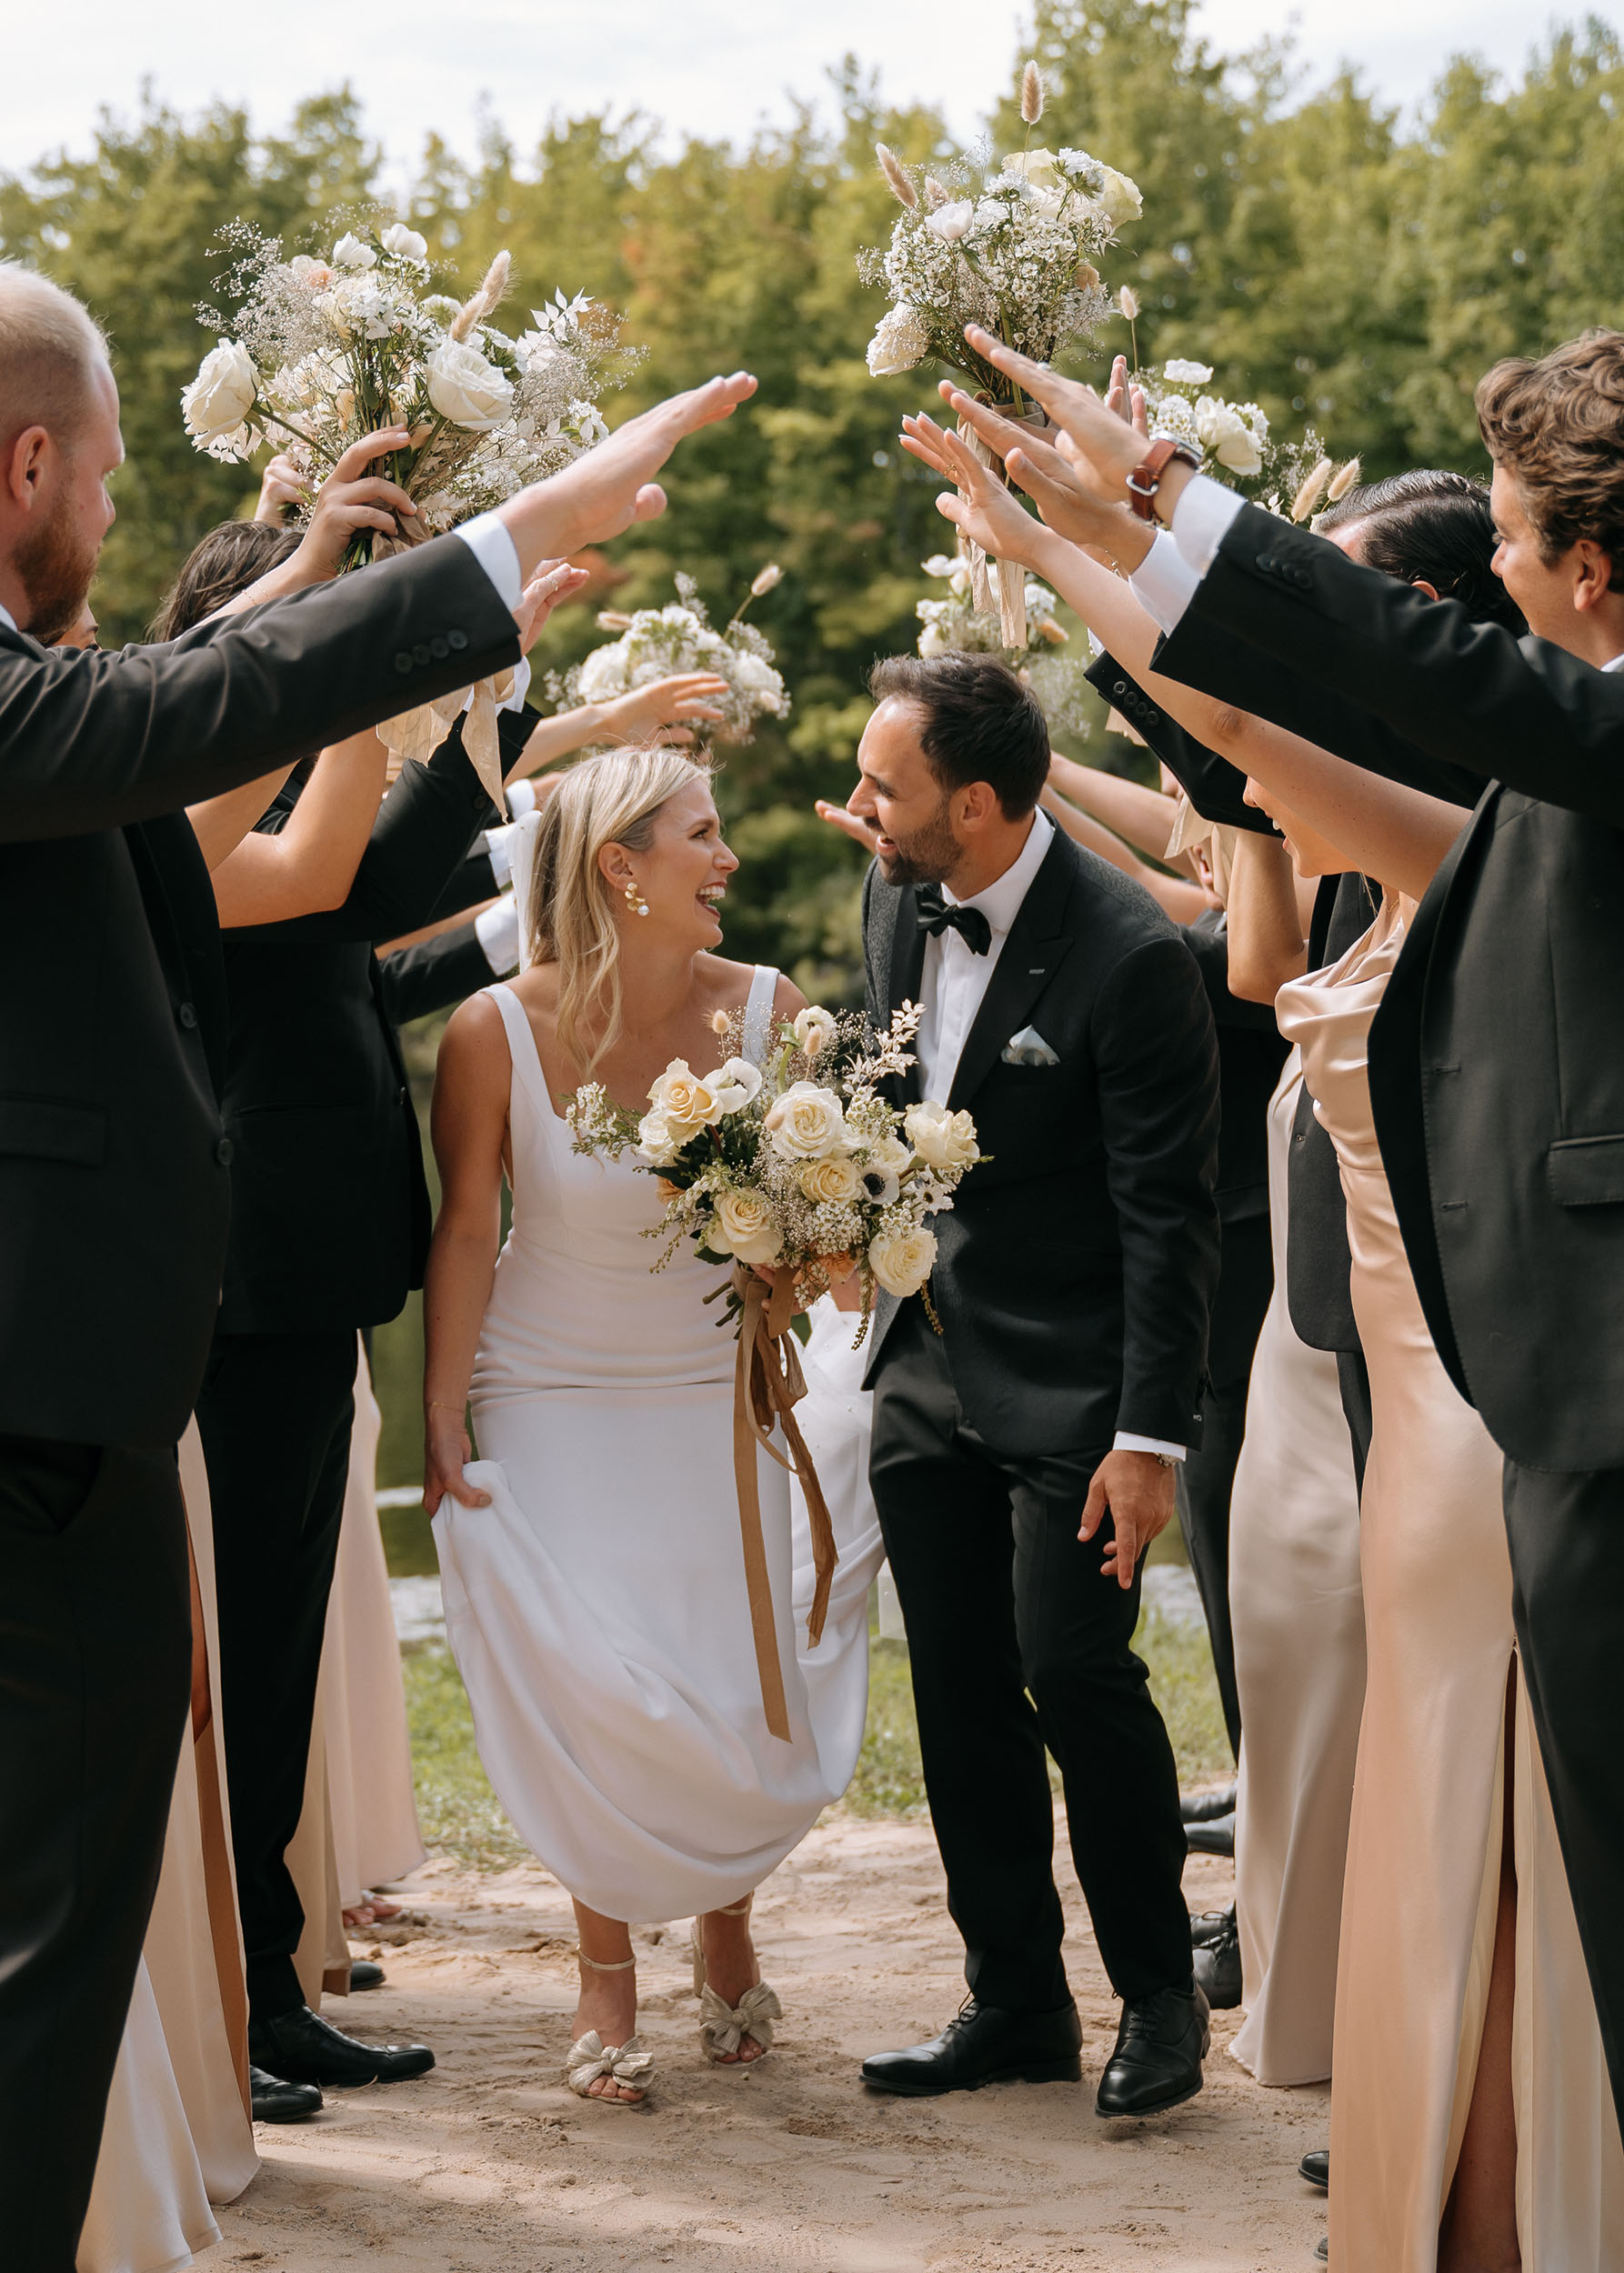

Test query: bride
[422,745,879,2107]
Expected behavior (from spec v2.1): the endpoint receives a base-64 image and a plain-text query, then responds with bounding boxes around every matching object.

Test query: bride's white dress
[435,965,878,1923]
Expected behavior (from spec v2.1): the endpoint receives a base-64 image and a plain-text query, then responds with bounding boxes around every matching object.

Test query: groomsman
[0,255,756,2269]
[852,652,1221,2117]
[974,320,1624,2127]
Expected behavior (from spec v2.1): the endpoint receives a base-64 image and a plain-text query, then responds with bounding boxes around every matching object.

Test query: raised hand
[293,427,421,581]
[899,411,1045,565]
[255,451,308,524]
[514,559,592,652]
[497,374,759,577]
[600,672,731,746]
[961,325,1146,500]
[922,391,1153,569]
[814,799,881,855]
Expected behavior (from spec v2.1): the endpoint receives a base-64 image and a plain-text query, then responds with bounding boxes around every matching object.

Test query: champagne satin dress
[1276,900,1624,2268]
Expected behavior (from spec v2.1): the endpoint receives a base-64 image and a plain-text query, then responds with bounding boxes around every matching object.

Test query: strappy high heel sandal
[565,1950,654,2106]
[691,1898,783,2068]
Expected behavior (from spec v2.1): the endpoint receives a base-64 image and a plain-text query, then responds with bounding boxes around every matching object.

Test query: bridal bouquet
[549,570,790,747]
[565,1000,980,1337]
[1135,357,1357,520]
[916,553,1092,736]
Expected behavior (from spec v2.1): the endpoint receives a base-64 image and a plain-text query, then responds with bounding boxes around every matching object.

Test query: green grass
[404,1603,1231,1867]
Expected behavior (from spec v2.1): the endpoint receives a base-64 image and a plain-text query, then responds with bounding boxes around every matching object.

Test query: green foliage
[5,16,1622,983]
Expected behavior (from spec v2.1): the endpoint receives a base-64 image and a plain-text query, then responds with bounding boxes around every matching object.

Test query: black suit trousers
[1502,1460,1624,2128]
[198,1329,358,2021]
[868,1304,1193,2012]
[0,1438,191,2273]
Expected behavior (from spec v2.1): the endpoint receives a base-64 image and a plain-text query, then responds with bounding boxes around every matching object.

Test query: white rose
[798,1155,865,1205]
[793,1006,837,1058]
[764,1082,849,1161]
[1194,396,1263,478]
[576,644,627,703]
[866,303,929,378]
[635,1107,682,1167]
[1096,166,1144,227]
[1001,148,1060,189]
[710,1187,783,1267]
[905,1100,979,1172]
[380,224,428,260]
[1163,358,1214,386]
[425,338,514,433]
[702,1057,763,1115]
[920,554,959,579]
[646,1059,724,1138]
[332,233,376,269]
[181,339,257,446]
[927,199,975,242]
[868,1221,937,1297]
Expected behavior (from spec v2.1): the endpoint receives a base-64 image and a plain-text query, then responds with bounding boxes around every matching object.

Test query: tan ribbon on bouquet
[731,1269,838,1743]
[955,403,1055,652]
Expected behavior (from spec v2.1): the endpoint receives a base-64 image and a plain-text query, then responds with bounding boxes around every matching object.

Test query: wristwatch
[1127,437,1202,523]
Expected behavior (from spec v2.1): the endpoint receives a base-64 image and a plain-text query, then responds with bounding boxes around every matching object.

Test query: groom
[853,652,1221,2116]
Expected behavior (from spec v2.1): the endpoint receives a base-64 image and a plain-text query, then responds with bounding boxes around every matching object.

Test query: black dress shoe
[1191,1917,1242,2009]
[861,1998,1082,2096]
[1185,1810,1235,1857]
[1180,1782,1237,1825]
[1189,1903,1235,1948]
[1096,1985,1209,2118]
[249,2004,436,2088]
[1300,2147,1328,2189]
[249,2064,323,2122]
[1314,2238,1328,2261]
[349,1959,386,1990]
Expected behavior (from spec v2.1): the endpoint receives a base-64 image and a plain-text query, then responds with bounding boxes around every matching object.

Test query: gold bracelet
[427,1399,465,1414]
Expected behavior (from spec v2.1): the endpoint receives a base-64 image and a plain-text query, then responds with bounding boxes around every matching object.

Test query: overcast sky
[4,0,1616,182]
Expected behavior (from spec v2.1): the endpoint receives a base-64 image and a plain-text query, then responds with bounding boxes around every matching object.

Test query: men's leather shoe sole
[249,2064,323,2122]
[1185,1811,1235,1857]
[1300,2147,1328,2190]
[249,2004,436,2088]
[862,1998,1083,2097]
[1192,1925,1242,2009]
[1180,1782,1237,1825]
[863,2051,1082,2097]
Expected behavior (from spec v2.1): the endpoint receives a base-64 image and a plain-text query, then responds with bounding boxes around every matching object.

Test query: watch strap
[1127,437,1202,523]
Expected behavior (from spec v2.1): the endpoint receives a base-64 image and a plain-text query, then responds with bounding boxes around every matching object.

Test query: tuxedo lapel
[948,834,1078,1112]
[887,882,928,1106]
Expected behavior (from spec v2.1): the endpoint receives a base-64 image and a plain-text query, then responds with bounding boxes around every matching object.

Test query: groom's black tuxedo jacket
[1155,500,1624,1471]
[861,826,1220,1458]
[0,540,519,1447]
[216,708,530,1337]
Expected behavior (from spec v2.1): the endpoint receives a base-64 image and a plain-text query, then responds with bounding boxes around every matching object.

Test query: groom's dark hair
[868,652,1050,818]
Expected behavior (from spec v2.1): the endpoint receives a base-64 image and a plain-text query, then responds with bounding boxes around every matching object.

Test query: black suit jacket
[1157,501,1624,1469]
[0,540,518,1447]
[377,920,496,1026]
[216,710,528,1337]
[861,826,1220,1457]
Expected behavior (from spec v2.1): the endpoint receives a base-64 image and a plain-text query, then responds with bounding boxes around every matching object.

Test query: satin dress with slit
[435,966,872,1923]
[1276,901,1624,2269]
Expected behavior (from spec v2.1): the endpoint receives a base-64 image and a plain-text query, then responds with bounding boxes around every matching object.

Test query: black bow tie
[916,886,991,956]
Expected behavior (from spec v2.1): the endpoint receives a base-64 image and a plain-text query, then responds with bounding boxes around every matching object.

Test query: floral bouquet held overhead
[858,57,1139,647]
[566,999,980,1737]
[915,553,1092,738]
[1129,353,1359,523]
[551,568,790,752]
[180,222,639,809]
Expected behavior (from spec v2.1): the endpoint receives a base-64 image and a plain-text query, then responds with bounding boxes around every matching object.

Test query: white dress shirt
[913,806,1185,1464]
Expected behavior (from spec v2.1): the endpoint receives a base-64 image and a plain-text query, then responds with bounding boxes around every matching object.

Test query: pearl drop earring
[624,880,649,917]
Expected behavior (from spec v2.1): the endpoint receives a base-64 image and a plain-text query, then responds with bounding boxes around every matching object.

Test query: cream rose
[1195,396,1265,478]
[635,1107,682,1167]
[1096,165,1144,228]
[793,1006,837,1058]
[647,1059,724,1138]
[287,255,334,289]
[904,1100,979,1172]
[711,1187,783,1267]
[380,223,428,260]
[181,339,256,446]
[866,303,929,379]
[764,1082,848,1161]
[425,338,514,433]
[798,1155,865,1205]
[868,1222,937,1297]
[702,1057,763,1115]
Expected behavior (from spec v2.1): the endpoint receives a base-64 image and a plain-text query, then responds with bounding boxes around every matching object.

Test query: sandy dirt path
[216,1816,1328,2271]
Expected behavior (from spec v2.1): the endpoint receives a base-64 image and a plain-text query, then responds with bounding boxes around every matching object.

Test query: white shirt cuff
[1128,528,1204,636]
[506,776,538,818]
[454,513,523,611]
[1113,1432,1187,1463]
[1169,472,1246,578]
[475,895,521,976]
[482,820,520,889]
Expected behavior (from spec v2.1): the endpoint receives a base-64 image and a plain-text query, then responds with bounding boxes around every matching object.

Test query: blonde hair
[526,744,713,1074]
[0,262,109,446]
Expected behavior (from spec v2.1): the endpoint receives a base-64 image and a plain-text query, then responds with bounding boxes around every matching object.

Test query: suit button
[176,1001,198,1029]
[397,1086,408,1106]
[413,643,432,666]
[394,651,413,675]
[431,635,449,659]
[1256,551,1276,572]
[215,1136,235,1167]
[1112,679,1127,696]
[1145,708,1160,726]
[448,628,468,652]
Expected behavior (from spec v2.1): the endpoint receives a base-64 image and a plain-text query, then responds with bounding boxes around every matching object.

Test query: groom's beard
[15,507,100,646]
[877,796,960,888]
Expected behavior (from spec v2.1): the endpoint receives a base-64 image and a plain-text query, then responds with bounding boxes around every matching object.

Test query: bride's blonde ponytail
[526,745,711,1076]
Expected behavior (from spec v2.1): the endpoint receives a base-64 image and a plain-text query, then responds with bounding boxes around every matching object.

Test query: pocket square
[1002,1026,1059,1066]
